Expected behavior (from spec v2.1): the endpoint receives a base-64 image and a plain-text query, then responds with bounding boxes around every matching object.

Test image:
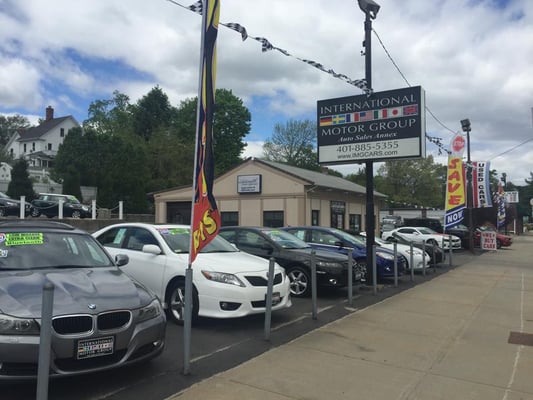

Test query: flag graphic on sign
[190,0,221,264]
[402,105,418,116]
[319,116,333,126]
[359,111,373,121]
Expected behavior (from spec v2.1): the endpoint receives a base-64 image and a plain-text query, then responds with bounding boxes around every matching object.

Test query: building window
[349,214,361,234]
[48,143,52,150]
[312,210,320,226]
[330,201,345,230]
[221,211,238,227]
[32,142,35,151]
[263,211,284,228]
[23,144,27,153]
[60,128,65,137]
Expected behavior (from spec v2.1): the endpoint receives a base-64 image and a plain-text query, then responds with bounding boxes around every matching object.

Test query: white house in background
[3,106,80,182]
[0,162,12,181]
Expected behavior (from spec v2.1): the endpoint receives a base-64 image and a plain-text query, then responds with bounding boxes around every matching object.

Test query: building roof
[254,158,386,198]
[17,116,73,142]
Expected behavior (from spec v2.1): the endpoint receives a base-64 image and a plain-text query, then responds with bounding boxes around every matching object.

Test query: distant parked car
[0,192,32,217]
[474,226,513,248]
[219,226,351,297]
[386,231,445,265]
[31,193,92,219]
[403,217,444,233]
[358,231,430,271]
[382,226,462,250]
[0,220,166,380]
[445,224,470,248]
[280,226,406,280]
[93,223,292,323]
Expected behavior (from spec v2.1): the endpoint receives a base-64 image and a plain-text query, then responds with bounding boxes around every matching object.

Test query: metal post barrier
[36,282,54,400]
[422,239,426,277]
[58,199,64,219]
[20,195,26,219]
[183,267,193,375]
[119,201,124,220]
[348,249,353,306]
[393,242,398,287]
[92,200,97,220]
[448,234,453,267]
[264,258,275,341]
[409,242,414,281]
[432,242,437,273]
[372,245,377,295]
[311,249,317,320]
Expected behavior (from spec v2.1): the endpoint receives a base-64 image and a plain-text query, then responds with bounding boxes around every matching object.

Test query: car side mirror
[142,244,162,255]
[260,243,274,254]
[115,254,129,267]
[334,241,344,248]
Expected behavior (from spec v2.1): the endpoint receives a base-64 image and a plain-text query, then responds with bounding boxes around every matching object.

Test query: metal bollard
[422,239,426,277]
[58,199,64,219]
[372,245,377,295]
[311,249,317,319]
[348,249,353,306]
[36,282,54,400]
[448,234,453,267]
[393,242,398,287]
[183,267,193,375]
[432,242,437,273]
[264,257,275,340]
[409,242,414,281]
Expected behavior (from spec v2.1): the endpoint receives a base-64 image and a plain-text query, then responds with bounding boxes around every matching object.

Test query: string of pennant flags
[165,0,368,92]
[166,0,450,155]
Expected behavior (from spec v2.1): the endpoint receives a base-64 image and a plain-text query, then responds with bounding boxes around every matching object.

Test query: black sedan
[218,226,350,297]
[0,192,31,217]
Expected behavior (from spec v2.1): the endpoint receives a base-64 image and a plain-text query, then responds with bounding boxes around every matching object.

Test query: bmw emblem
[88,304,97,310]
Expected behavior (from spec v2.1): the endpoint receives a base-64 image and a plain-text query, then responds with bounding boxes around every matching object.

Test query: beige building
[153,158,386,233]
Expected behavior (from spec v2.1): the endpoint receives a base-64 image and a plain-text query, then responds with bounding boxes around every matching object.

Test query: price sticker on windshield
[4,232,44,246]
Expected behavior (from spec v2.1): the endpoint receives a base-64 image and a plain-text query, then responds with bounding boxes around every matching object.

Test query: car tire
[71,210,82,219]
[286,266,311,297]
[165,279,199,325]
[354,259,367,282]
[427,239,438,247]
[31,208,41,217]
[496,239,502,249]
[0,207,5,217]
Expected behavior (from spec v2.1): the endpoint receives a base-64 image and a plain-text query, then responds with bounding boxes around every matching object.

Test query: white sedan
[93,223,291,324]
[381,227,462,250]
[359,232,430,270]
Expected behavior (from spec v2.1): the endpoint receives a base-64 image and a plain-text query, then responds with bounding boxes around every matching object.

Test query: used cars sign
[317,86,425,164]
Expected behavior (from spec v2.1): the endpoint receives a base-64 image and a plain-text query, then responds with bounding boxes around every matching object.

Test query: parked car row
[0,192,93,219]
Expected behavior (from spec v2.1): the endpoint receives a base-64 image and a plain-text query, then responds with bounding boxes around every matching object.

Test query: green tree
[83,90,134,136]
[132,86,177,141]
[6,159,36,201]
[376,156,447,208]
[262,119,320,171]
[0,114,31,147]
[61,167,82,201]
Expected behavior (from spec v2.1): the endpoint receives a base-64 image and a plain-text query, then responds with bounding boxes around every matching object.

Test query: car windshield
[0,231,114,270]
[260,229,310,249]
[0,192,11,200]
[329,228,366,246]
[418,227,437,234]
[156,227,238,254]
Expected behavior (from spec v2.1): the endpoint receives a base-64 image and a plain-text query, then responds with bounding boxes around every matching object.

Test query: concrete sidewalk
[168,233,533,400]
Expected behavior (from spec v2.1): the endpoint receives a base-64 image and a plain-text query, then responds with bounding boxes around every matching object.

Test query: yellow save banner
[444,156,466,229]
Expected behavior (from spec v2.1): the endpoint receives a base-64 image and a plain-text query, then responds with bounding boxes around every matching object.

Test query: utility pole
[358,0,380,284]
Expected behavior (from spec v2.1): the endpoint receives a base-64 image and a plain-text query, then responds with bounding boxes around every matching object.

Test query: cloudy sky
[1,0,532,186]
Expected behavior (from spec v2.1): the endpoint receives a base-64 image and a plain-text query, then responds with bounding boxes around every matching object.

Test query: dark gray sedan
[0,220,166,380]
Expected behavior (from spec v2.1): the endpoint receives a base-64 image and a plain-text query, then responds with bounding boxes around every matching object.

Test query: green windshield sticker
[5,233,44,246]
[158,228,189,235]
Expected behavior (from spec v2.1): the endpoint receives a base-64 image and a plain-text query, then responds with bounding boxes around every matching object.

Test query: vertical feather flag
[189,0,221,264]
[444,133,466,229]
[496,180,506,229]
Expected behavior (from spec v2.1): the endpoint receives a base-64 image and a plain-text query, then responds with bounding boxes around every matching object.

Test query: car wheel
[427,239,438,247]
[31,208,41,217]
[496,239,502,249]
[165,280,199,325]
[0,208,5,217]
[71,210,82,219]
[286,266,311,297]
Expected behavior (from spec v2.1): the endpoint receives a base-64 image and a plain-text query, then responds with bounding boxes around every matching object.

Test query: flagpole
[184,0,210,376]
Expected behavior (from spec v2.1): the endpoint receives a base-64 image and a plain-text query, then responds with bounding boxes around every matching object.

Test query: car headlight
[5,201,16,206]
[0,314,40,335]
[406,249,423,256]
[315,261,344,269]
[81,206,89,211]
[376,251,395,260]
[201,271,245,287]
[137,299,163,323]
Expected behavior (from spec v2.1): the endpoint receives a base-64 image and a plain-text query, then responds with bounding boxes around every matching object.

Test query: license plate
[267,292,281,306]
[77,336,114,360]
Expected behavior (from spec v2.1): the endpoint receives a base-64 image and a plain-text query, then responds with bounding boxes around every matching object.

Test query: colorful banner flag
[444,156,466,229]
[318,104,419,126]
[189,0,221,264]
[496,180,506,229]
[472,161,493,208]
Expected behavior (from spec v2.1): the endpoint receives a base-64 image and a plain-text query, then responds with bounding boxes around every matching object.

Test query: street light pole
[358,0,380,285]
[461,119,474,253]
